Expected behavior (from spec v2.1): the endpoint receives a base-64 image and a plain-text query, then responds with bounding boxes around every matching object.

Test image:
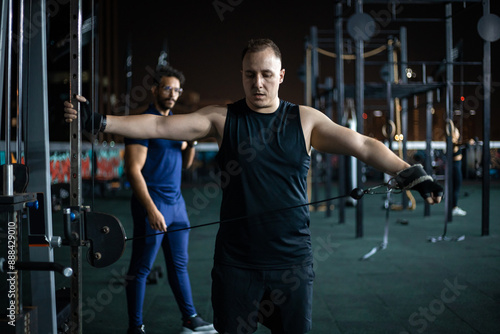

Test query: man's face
[242,48,285,111]
[152,76,181,112]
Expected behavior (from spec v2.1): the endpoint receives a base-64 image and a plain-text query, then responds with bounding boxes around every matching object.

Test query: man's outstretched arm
[64,95,220,142]
[303,106,443,204]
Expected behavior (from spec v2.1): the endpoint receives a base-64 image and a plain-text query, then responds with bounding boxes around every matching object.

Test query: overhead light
[405,68,416,79]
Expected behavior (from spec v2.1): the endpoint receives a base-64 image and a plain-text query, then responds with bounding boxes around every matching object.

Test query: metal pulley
[85,212,127,268]
[63,208,127,268]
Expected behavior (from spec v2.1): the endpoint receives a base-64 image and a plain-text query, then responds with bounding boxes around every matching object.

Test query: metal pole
[16,0,25,162]
[386,36,395,197]
[310,26,319,211]
[0,0,20,305]
[400,26,409,209]
[4,0,13,167]
[335,1,346,224]
[70,1,83,207]
[310,26,319,110]
[0,0,7,135]
[481,0,491,236]
[69,0,83,332]
[305,38,311,107]
[324,77,334,218]
[354,0,364,238]
[125,40,133,116]
[445,3,454,225]
[25,0,58,331]
[2,0,14,197]
[424,89,433,217]
[387,38,395,128]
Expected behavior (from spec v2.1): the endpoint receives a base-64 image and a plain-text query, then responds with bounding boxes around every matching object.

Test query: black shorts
[211,263,315,334]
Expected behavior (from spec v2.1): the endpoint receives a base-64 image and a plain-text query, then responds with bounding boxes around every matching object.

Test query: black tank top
[215,98,312,269]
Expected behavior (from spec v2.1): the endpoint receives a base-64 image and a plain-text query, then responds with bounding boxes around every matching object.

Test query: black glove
[395,164,443,201]
[80,99,106,135]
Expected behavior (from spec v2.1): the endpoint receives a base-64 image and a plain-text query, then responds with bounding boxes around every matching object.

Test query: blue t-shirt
[124,105,183,204]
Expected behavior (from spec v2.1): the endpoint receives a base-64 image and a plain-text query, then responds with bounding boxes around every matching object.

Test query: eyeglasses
[162,85,183,95]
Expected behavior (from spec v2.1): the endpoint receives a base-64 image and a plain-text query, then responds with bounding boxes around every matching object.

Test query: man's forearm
[127,171,156,213]
[360,138,410,176]
[104,114,161,139]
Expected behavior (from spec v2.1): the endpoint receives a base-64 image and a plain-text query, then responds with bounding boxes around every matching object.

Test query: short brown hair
[154,65,185,86]
[241,38,282,65]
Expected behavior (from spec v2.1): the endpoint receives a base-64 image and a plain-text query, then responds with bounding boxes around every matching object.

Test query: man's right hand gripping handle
[395,164,443,204]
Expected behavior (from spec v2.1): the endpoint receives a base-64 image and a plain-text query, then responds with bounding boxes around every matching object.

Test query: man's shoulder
[298,104,321,117]
[297,105,329,130]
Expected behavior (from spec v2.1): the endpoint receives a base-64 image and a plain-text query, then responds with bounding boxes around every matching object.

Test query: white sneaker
[452,207,467,216]
[180,315,217,333]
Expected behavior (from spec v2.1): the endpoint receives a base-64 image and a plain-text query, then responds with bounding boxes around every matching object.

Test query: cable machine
[1,1,126,333]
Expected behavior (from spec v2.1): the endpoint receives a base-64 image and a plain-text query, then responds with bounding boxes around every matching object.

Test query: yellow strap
[315,45,387,60]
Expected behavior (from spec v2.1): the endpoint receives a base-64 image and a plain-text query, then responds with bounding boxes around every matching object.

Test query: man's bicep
[157,106,224,141]
[308,111,361,155]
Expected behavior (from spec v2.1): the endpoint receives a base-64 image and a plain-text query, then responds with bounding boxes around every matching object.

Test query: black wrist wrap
[395,164,433,190]
[81,100,104,135]
[395,164,443,200]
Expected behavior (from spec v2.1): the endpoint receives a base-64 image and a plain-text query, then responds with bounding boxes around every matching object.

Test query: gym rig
[1,1,126,333]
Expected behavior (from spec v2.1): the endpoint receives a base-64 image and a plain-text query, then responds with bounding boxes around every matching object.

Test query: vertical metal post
[304,38,313,210]
[335,1,346,224]
[400,26,410,209]
[93,3,100,128]
[424,89,434,217]
[310,26,319,110]
[4,0,13,168]
[16,0,25,160]
[125,40,133,116]
[70,1,83,206]
[399,26,409,160]
[304,38,311,107]
[354,0,364,238]
[69,0,83,333]
[2,0,14,199]
[386,37,395,214]
[445,3,454,224]
[324,77,334,218]
[387,38,395,125]
[310,26,319,211]
[481,0,491,236]
[25,0,58,332]
[16,0,25,319]
[0,0,7,134]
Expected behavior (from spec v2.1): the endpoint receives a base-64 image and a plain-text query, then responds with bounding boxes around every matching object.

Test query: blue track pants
[126,192,196,327]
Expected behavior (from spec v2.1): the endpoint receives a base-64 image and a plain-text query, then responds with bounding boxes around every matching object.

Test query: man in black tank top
[64,39,443,334]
